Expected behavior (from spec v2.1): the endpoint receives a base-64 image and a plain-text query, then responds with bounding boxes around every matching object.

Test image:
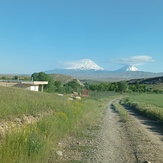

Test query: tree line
[32,72,83,94]
[31,72,162,94]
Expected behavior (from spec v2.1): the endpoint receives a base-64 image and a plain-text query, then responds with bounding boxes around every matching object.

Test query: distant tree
[84,82,90,90]
[139,84,146,92]
[129,85,137,92]
[89,82,117,92]
[12,76,19,80]
[31,72,54,93]
[63,79,83,94]
[32,72,47,81]
[97,83,106,91]
[89,84,98,91]
[54,81,62,92]
[1,76,7,80]
[129,82,150,93]
[135,81,140,90]
[117,81,128,93]
[109,82,118,91]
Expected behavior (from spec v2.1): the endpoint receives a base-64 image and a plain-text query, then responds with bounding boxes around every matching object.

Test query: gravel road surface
[94,100,163,163]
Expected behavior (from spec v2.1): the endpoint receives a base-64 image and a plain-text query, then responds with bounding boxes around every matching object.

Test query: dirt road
[94,100,163,163]
[56,99,163,163]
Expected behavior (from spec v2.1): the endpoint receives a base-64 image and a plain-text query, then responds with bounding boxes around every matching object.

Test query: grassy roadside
[55,95,119,162]
[0,101,87,163]
[0,86,115,163]
[122,94,163,122]
[56,99,107,162]
[112,102,129,123]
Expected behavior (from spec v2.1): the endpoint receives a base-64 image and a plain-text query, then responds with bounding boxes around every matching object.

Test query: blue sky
[0,0,163,74]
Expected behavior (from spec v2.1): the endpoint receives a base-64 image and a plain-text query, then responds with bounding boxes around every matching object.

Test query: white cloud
[112,55,154,66]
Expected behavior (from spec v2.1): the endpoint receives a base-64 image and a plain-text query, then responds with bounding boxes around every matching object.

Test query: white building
[0,80,48,92]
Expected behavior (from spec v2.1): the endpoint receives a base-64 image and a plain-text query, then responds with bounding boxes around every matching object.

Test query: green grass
[0,86,69,119]
[112,103,129,122]
[89,91,118,101]
[122,93,163,121]
[125,93,163,108]
[0,106,86,163]
[0,86,112,163]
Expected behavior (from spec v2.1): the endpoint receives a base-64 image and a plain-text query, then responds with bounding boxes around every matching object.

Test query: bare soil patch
[0,110,53,137]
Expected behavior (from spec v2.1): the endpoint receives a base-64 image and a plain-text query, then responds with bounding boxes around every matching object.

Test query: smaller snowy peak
[66,59,104,71]
[116,65,139,72]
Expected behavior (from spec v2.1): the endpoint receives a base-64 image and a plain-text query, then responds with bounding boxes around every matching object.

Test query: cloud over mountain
[112,55,154,66]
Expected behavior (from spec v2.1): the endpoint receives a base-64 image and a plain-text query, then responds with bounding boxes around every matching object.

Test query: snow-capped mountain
[66,59,104,71]
[115,65,139,72]
[45,61,163,82]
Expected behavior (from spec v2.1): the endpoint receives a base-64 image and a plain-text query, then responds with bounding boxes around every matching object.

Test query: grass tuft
[112,103,129,122]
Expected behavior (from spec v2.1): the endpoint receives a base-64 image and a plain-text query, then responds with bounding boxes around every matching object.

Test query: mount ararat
[45,59,163,82]
[65,59,104,71]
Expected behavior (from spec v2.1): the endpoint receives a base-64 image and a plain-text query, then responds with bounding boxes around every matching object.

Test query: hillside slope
[50,74,74,84]
[46,69,163,82]
[0,86,105,163]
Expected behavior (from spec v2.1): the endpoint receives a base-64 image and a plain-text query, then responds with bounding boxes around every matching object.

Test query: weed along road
[93,99,163,163]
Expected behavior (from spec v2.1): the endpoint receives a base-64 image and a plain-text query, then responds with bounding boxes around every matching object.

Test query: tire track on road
[94,100,137,163]
[94,99,163,163]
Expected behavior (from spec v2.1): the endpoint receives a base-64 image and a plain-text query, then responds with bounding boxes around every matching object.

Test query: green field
[123,93,163,121]
[126,93,163,108]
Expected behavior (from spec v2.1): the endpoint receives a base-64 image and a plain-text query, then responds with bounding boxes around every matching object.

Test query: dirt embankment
[0,110,53,137]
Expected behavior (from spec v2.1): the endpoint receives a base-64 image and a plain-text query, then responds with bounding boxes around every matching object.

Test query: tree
[89,84,97,91]
[63,79,83,94]
[31,72,54,93]
[12,76,19,80]
[109,83,118,91]
[1,76,8,80]
[54,81,62,92]
[84,82,90,90]
[129,85,137,92]
[97,83,106,91]
[117,81,128,93]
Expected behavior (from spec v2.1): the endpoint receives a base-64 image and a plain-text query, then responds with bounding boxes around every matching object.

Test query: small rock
[56,151,63,156]
[76,141,81,145]
[87,140,91,143]
[58,142,64,147]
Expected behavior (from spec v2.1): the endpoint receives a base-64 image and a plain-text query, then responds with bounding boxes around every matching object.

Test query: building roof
[20,81,48,85]
[0,80,48,85]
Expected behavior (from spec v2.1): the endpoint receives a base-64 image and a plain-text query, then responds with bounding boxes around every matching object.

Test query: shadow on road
[124,105,163,141]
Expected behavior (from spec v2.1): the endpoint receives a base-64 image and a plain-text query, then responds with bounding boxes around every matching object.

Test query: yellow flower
[56,112,68,122]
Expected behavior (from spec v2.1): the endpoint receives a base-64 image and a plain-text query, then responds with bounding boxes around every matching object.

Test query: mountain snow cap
[66,59,104,71]
[116,65,139,72]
